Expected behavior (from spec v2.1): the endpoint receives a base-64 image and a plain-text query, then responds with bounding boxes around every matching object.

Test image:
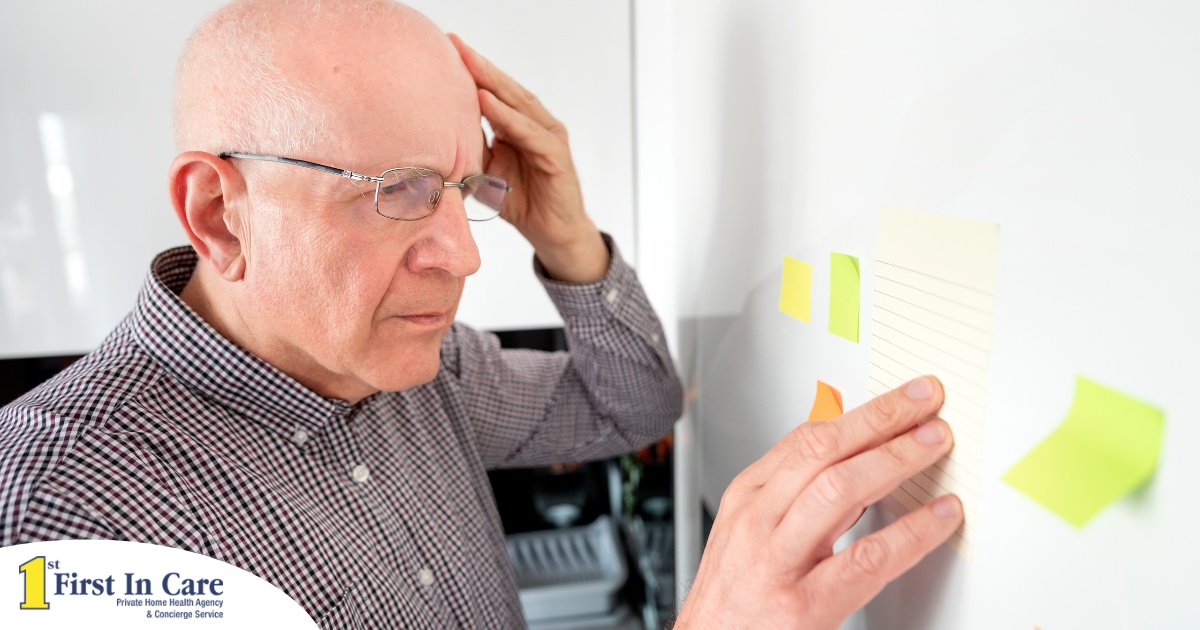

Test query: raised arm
[441,234,682,468]
[442,36,682,467]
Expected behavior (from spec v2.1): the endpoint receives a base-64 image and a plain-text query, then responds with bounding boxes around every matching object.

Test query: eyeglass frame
[217,152,511,222]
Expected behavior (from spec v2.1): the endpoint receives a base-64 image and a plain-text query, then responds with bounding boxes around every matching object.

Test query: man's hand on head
[674,376,963,629]
[450,34,609,284]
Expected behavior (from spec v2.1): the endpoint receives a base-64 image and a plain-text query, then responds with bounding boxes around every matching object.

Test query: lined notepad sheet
[868,207,1000,560]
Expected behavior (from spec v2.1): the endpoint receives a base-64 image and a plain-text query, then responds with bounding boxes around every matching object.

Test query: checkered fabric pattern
[0,237,682,629]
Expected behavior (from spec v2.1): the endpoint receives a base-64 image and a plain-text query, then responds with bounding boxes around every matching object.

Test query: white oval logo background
[0,539,319,628]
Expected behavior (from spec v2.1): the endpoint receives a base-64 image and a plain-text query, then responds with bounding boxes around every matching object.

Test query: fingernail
[932,495,961,519]
[905,377,933,400]
[915,421,945,445]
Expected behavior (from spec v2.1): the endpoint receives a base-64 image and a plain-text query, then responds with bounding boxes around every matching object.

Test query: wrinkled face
[230,19,484,400]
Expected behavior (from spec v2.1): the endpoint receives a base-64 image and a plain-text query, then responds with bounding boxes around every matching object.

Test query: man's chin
[373,372,439,393]
[355,329,449,392]
[361,355,442,393]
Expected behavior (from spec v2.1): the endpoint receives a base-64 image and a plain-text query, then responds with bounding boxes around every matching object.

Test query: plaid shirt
[0,239,681,628]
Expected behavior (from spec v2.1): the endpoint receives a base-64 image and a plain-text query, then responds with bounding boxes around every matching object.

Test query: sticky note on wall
[829,253,860,342]
[779,256,813,323]
[1002,376,1165,527]
[807,381,843,422]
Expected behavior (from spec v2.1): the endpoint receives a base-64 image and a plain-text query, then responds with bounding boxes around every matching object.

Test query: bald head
[174,0,476,162]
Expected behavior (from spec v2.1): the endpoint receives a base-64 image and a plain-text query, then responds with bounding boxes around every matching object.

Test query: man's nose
[404,189,482,277]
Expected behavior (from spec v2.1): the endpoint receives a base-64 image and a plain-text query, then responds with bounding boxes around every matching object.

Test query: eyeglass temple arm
[218,152,380,182]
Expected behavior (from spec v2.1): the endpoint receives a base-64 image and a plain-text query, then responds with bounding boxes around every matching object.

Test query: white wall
[0,1,637,358]
[667,0,1200,627]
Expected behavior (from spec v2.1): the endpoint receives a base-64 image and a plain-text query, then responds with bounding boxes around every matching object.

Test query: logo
[3,540,317,628]
[18,556,50,610]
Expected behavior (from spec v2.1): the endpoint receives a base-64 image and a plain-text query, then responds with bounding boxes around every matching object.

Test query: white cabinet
[0,1,224,358]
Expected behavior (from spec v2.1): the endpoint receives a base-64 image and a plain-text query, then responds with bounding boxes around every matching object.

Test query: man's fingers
[800,495,963,627]
[736,376,944,493]
[450,34,562,133]
[770,418,954,561]
[834,376,945,455]
[478,90,564,173]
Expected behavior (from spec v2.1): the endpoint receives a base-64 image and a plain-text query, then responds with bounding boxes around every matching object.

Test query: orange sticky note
[808,381,844,422]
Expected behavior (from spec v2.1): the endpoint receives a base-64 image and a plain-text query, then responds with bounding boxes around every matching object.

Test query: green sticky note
[828,253,860,342]
[779,256,812,323]
[1002,376,1165,528]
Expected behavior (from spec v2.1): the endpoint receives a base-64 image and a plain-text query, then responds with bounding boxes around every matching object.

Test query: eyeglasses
[218,152,510,222]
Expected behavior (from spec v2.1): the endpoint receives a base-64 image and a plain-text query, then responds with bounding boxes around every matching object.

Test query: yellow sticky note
[1002,376,1165,527]
[779,256,812,323]
[829,252,859,342]
[807,381,843,422]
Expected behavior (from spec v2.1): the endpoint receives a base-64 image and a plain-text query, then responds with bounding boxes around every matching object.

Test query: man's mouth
[395,311,451,328]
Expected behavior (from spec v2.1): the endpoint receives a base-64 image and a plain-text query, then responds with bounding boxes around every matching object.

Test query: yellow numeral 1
[19,556,50,610]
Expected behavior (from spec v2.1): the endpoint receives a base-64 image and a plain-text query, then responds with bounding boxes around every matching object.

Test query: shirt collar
[131,246,352,437]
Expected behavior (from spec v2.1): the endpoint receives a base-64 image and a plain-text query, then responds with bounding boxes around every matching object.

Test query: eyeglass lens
[377,168,506,221]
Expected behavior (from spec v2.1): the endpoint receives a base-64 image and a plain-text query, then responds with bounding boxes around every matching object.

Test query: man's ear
[168,151,248,282]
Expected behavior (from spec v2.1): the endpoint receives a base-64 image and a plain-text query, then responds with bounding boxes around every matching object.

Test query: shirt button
[651,333,660,343]
[418,568,434,587]
[291,429,309,446]
[605,288,619,305]
[351,464,370,484]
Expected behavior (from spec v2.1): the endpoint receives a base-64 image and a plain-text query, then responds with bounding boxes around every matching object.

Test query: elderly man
[1,0,962,628]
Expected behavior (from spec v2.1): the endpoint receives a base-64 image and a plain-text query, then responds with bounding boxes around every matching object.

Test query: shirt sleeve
[440,234,683,469]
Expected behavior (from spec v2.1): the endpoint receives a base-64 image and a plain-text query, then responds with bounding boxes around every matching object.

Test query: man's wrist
[533,228,610,284]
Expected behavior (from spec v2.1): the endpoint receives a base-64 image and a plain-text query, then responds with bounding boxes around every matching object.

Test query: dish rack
[505,515,628,624]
